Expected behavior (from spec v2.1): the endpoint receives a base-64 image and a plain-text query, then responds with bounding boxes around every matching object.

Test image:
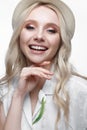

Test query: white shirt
[0,75,87,130]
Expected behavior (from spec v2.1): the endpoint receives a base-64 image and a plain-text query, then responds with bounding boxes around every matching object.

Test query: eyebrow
[24,20,37,25]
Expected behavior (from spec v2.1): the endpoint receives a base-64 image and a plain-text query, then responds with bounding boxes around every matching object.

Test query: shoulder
[67,75,87,96]
[0,83,8,101]
[66,75,87,111]
[67,76,87,128]
[0,77,18,102]
[0,78,18,115]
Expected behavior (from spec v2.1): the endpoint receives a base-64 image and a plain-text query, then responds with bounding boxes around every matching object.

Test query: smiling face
[19,5,60,65]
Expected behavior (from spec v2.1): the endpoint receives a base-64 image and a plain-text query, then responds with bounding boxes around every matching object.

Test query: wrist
[13,89,25,103]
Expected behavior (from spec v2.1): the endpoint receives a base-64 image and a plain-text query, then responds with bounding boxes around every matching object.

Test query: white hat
[12,0,75,39]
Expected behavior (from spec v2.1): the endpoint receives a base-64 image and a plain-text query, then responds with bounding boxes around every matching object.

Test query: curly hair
[0,2,76,129]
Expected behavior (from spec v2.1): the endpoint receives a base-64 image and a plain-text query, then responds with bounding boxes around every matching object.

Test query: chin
[30,60,44,64]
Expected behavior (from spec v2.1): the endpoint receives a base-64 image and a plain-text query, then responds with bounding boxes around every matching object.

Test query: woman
[0,0,87,130]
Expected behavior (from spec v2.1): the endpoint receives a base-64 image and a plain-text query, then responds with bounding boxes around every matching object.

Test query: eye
[47,29,57,34]
[25,25,35,30]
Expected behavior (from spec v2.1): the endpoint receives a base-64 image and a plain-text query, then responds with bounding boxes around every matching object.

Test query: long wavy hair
[0,2,86,129]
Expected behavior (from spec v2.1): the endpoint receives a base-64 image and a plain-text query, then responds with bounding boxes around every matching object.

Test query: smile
[29,45,48,51]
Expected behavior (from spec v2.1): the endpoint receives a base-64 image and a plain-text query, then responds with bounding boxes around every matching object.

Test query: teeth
[29,45,47,51]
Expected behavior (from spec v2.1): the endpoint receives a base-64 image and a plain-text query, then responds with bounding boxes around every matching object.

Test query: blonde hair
[1,2,76,129]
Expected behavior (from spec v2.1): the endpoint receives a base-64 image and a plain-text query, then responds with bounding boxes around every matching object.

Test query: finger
[33,67,54,75]
[31,71,53,80]
[28,66,53,75]
[39,61,51,66]
[20,66,54,79]
[32,61,51,67]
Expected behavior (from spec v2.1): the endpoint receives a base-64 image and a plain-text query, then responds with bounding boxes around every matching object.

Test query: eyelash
[25,25,57,34]
[47,29,57,34]
[25,25,35,30]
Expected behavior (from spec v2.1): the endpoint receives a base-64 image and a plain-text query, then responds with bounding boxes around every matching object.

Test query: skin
[0,5,61,130]
[20,6,60,64]
[19,6,60,112]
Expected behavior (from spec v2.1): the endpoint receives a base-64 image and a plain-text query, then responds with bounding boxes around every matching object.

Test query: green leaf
[32,97,46,125]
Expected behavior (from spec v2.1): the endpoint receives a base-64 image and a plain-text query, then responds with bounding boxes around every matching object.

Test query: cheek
[50,36,60,49]
[20,28,34,44]
[50,36,61,57]
[20,31,29,44]
[19,32,28,53]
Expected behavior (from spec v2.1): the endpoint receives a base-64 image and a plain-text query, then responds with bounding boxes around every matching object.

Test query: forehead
[25,5,59,25]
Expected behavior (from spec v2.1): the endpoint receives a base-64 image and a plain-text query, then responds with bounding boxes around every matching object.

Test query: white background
[0,0,87,77]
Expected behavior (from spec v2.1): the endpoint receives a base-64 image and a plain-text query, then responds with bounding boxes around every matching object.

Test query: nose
[33,28,45,42]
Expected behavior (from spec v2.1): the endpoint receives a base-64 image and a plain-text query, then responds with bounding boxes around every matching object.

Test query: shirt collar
[38,74,57,103]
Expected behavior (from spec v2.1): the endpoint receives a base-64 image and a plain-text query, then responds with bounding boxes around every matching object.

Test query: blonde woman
[0,0,87,130]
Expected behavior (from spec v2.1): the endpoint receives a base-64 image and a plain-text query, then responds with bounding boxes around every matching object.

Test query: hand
[14,61,53,98]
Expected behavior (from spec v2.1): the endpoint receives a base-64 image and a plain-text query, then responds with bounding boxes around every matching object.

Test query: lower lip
[30,49,46,54]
